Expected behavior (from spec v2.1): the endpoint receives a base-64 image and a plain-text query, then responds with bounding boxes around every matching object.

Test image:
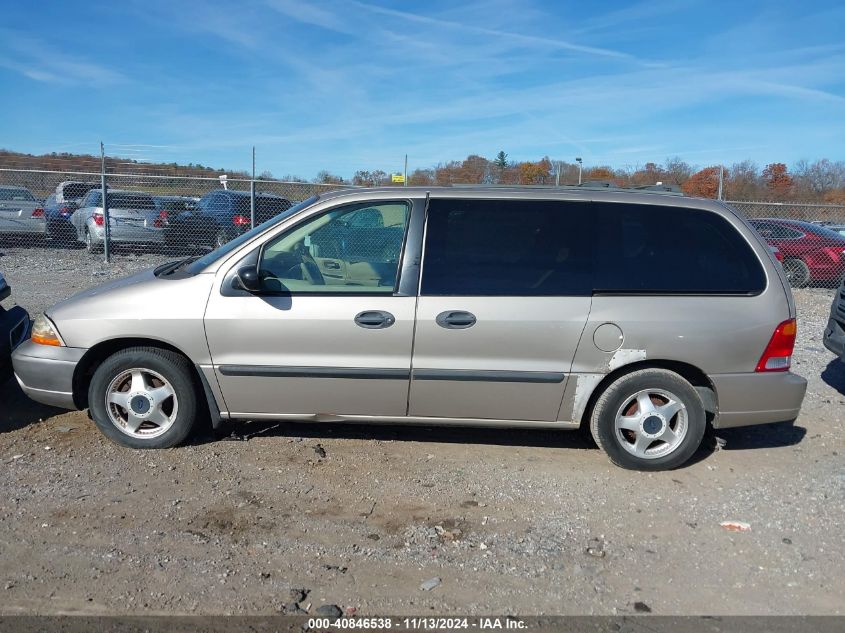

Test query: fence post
[250,146,256,229]
[100,142,110,263]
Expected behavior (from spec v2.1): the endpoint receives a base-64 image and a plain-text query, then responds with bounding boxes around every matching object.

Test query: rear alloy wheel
[590,368,706,470]
[782,258,810,288]
[88,347,198,449]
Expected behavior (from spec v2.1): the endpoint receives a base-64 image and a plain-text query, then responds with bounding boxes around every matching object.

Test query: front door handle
[436,310,477,329]
[354,310,396,329]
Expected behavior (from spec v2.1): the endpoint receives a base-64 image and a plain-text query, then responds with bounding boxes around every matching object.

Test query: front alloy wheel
[105,368,179,439]
[88,347,199,448]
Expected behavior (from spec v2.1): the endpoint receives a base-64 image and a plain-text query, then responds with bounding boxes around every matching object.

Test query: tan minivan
[12,187,807,470]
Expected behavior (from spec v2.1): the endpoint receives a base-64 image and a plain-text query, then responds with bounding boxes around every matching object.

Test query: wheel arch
[577,359,718,429]
[71,337,213,415]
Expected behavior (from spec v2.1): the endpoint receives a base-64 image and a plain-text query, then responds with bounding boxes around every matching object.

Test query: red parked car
[749,218,845,287]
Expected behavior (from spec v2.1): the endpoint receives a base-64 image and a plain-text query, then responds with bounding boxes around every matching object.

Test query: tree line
[337,154,845,203]
[2,149,844,203]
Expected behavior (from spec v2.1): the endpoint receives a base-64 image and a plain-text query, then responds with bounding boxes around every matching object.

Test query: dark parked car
[44,181,99,243]
[153,195,216,251]
[748,218,845,287]
[0,272,30,381]
[195,190,293,247]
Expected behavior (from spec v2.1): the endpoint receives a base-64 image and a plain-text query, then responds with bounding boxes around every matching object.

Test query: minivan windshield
[184,195,319,274]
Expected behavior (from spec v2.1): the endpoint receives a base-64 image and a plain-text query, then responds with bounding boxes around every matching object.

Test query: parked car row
[0,182,294,253]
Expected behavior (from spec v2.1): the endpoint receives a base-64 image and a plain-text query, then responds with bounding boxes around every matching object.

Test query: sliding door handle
[436,310,477,329]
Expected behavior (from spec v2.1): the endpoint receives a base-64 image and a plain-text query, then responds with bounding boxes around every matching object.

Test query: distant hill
[0,149,248,178]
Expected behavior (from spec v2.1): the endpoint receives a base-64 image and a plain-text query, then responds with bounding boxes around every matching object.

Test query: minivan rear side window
[421,199,593,296]
[594,202,766,294]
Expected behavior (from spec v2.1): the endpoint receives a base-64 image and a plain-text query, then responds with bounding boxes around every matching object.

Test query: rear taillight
[822,246,845,261]
[31,208,44,218]
[755,319,796,372]
[232,214,250,226]
[153,210,169,228]
[774,250,783,262]
[92,213,104,226]
[58,206,72,217]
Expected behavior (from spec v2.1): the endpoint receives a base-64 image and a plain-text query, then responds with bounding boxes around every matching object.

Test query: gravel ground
[0,245,843,616]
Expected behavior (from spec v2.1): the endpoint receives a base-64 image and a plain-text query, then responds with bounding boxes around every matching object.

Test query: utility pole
[100,142,110,263]
[404,154,408,187]
[576,157,583,185]
[555,161,561,187]
[250,146,256,228]
[717,165,724,200]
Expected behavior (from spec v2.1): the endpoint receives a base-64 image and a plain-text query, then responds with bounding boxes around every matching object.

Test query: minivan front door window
[257,202,410,293]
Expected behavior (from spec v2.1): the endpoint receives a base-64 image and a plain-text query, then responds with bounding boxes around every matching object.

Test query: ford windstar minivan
[12,187,807,470]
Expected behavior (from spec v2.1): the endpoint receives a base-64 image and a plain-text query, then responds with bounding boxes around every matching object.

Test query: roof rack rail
[447,182,686,196]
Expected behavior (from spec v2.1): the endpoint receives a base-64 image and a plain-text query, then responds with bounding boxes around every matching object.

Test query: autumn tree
[517,157,553,185]
[583,166,616,183]
[663,157,694,186]
[494,151,508,170]
[761,163,793,200]
[457,155,491,184]
[352,170,389,187]
[682,166,726,199]
[314,170,346,185]
[408,168,435,186]
[630,162,665,186]
[725,160,760,200]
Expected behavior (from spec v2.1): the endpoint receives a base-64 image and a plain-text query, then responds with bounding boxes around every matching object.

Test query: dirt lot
[0,246,843,616]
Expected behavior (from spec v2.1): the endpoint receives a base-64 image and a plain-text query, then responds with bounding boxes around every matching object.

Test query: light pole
[575,157,583,185]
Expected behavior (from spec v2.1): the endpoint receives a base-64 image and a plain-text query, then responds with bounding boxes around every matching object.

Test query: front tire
[88,347,199,449]
[590,368,706,471]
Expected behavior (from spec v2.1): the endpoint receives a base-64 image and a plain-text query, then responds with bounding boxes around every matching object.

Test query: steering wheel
[292,242,325,285]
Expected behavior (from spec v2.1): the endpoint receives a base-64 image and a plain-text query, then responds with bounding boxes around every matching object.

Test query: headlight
[31,314,65,347]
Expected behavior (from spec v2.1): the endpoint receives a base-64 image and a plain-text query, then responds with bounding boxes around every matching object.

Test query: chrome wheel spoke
[129,370,147,393]
[656,399,683,421]
[660,426,679,444]
[146,408,171,428]
[632,432,652,457]
[148,384,175,404]
[108,390,130,410]
[636,392,656,415]
[125,412,144,433]
[617,414,640,432]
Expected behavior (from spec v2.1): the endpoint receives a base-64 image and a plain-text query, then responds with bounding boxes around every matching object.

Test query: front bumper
[710,371,807,428]
[12,339,86,409]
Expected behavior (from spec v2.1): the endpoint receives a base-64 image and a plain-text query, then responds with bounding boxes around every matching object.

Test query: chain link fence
[3,168,845,316]
[0,167,351,255]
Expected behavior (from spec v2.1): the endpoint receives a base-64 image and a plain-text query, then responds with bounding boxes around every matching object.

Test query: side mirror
[235,265,262,292]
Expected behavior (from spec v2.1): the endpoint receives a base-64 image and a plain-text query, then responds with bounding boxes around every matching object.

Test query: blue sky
[1,0,844,178]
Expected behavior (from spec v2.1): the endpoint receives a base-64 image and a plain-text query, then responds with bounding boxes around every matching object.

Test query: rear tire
[85,228,101,254]
[782,258,810,288]
[590,368,706,471]
[88,347,199,449]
